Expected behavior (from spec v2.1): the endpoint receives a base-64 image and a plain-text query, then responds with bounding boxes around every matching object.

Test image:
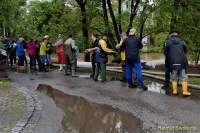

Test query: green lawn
[0,80,11,89]
[189,77,200,85]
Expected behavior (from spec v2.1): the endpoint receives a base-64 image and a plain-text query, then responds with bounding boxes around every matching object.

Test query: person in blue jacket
[16,37,25,66]
[120,28,147,90]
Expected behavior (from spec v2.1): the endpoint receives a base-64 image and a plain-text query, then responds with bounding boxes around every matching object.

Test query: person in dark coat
[163,37,171,94]
[90,32,99,78]
[35,40,42,71]
[164,29,191,96]
[120,28,147,90]
[9,39,17,68]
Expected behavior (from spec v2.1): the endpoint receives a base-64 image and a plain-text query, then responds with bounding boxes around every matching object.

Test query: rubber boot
[172,81,178,95]
[59,64,63,71]
[182,81,191,96]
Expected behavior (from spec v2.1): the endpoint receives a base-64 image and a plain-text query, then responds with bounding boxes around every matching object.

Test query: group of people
[0,35,52,72]
[86,28,191,96]
[0,27,191,96]
[0,34,79,75]
[86,29,147,90]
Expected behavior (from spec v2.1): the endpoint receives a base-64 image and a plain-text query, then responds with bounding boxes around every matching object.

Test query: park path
[9,70,200,133]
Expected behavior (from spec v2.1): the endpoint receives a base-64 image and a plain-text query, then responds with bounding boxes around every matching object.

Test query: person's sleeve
[55,39,63,46]
[183,41,187,54]
[71,40,76,49]
[163,42,167,55]
[99,40,113,53]
[138,39,143,49]
[165,42,169,56]
[120,40,126,51]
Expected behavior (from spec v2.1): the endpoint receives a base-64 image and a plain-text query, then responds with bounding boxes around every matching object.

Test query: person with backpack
[120,28,147,90]
[164,29,191,96]
[86,32,115,82]
[64,35,76,76]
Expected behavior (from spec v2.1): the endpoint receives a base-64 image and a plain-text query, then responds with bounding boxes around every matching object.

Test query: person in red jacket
[55,34,65,71]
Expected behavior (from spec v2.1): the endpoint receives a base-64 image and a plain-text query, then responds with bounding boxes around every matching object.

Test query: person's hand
[116,44,121,49]
[84,49,90,53]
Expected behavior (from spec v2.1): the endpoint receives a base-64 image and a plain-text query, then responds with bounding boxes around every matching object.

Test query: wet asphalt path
[9,70,200,133]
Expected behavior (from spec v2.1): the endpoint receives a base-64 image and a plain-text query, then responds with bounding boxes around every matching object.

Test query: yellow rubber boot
[182,81,191,96]
[172,81,178,95]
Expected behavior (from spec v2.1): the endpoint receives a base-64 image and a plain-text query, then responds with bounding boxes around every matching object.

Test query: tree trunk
[127,0,140,33]
[107,0,120,42]
[101,0,117,48]
[102,0,109,31]
[170,0,181,30]
[118,0,122,33]
[75,0,90,61]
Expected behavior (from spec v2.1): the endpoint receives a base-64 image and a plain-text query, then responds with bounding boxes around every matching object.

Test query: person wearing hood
[164,29,191,96]
[120,28,147,90]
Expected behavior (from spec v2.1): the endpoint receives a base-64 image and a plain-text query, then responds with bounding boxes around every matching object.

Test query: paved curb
[10,86,42,133]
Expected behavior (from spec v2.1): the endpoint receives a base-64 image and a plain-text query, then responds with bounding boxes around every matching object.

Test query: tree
[107,0,120,42]
[0,0,26,36]
[127,0,140,32]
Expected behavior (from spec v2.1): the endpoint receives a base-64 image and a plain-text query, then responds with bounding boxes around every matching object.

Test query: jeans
[94,62,106,82]
[46,54,51,65]
[40,55,46,71]
[40,55,46,64]
[126,60,143,87]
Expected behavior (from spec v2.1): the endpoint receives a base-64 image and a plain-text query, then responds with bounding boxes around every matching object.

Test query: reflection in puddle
[147,82,165,94]
[37,84,143,133]
[77,73,166,95]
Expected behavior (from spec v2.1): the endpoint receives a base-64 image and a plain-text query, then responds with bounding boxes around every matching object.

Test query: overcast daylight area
[0,0,200,133]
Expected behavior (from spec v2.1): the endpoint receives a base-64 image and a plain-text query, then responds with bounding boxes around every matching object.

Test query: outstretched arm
[99,40,113,53]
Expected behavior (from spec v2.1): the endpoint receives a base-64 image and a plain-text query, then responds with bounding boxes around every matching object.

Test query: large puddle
[37,84,143,133]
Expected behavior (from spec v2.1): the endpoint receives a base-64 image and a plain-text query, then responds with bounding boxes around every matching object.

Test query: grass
[0,80,11,90]
[189,77,200,85]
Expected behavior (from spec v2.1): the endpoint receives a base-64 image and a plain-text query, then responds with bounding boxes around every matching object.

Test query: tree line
[0,0,199,63]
